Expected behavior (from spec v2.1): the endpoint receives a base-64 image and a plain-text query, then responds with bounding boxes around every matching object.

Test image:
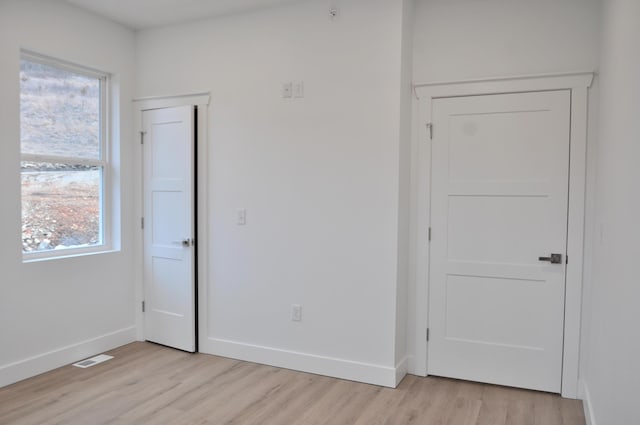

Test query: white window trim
[20,51,113,262]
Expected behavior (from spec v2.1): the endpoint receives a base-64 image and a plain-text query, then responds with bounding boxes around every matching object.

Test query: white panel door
[428,90,570,392]
[143,105,195,352]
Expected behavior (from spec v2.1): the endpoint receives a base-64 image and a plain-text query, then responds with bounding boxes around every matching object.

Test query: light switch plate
[291,304,302,321]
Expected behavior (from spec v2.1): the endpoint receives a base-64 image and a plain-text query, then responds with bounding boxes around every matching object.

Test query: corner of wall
[395,355,409,386]
[579,379,597,425]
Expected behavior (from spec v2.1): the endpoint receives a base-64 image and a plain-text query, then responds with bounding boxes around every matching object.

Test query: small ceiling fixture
[329,7,338,19]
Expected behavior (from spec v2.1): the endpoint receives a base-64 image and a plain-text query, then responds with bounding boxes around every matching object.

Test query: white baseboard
[579,379,597,425]
[202,337,401,388]
[407,354,420,376]
[0,326,136,388]
[395,356,408,386]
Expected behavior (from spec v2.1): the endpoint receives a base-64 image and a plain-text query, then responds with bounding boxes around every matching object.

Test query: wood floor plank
[351,380,410,425]
[0,342,586,425]
[559,397,587,425]
[405,376,459,425]
[0,344,180,425]
[294,379,362,425]
[384,375,445,425]
[476,400,508,425]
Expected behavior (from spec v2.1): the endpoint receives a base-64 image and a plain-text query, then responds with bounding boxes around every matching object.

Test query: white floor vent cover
[72,354,114,369]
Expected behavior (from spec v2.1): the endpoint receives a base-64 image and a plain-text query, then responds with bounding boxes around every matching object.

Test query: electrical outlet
[291,304,302,322]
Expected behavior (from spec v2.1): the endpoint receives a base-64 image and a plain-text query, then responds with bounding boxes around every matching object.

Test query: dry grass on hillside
[20,59,102,253]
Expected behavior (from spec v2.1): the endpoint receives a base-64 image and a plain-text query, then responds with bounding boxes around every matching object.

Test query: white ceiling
[64,0,304,30]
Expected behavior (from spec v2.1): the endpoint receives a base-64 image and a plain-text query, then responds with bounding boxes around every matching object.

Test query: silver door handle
[539,253,562,264]
[172,239,193,247]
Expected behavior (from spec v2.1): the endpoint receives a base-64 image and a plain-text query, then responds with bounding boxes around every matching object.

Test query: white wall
[580,1,640,424]
[413,0,601,83]
[0,0,136,386]
[136,0,408,386]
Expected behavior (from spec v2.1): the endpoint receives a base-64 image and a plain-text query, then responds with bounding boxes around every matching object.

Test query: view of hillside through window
[20,58,104,254]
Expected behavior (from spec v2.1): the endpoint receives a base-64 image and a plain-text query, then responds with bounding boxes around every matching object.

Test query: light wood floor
[0,342,585,425]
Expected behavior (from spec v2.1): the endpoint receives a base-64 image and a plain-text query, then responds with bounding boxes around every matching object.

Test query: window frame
[20,51,113,261]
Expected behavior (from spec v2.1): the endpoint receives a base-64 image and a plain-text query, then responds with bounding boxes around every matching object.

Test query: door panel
[428,90,570,392]
[143,105,195,352]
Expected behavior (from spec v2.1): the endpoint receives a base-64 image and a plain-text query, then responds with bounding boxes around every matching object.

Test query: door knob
[539,253,562,264]
[172,239,193,247]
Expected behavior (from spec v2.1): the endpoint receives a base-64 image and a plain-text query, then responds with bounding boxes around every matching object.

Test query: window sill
[22,246,119,263]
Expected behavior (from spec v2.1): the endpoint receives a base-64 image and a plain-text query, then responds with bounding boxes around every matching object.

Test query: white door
[428,90,570,392]
[143,105,196,352]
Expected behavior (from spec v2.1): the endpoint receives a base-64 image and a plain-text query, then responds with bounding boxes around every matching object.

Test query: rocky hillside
[20,59,102,252]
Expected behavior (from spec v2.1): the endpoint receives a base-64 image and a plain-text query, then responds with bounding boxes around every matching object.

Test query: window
[20,52,110,259]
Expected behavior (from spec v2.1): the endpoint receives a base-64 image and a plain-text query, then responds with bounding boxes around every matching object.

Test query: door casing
[410,73,594,399]
[133,92,210,353]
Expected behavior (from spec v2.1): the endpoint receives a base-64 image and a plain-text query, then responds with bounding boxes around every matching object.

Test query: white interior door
[428,90,570,392]
[143,105,195,352]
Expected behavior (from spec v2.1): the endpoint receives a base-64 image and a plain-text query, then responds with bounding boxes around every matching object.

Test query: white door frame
[133,92,210,348]
[410,72,593,399]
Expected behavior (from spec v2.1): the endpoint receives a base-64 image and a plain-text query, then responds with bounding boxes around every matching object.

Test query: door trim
[133,92,210,351]
[410,73,593,398]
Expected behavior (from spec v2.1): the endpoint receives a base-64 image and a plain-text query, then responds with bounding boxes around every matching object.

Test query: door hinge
[142,301,145,312]
[566,255,569,265]
[141,217,144,229]
[428,227,432,241]
[426,123,433,140]
[140,131,146,144]
[426,328,430,342]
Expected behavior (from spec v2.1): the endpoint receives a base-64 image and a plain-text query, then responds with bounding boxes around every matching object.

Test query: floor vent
[72,354,113,368]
